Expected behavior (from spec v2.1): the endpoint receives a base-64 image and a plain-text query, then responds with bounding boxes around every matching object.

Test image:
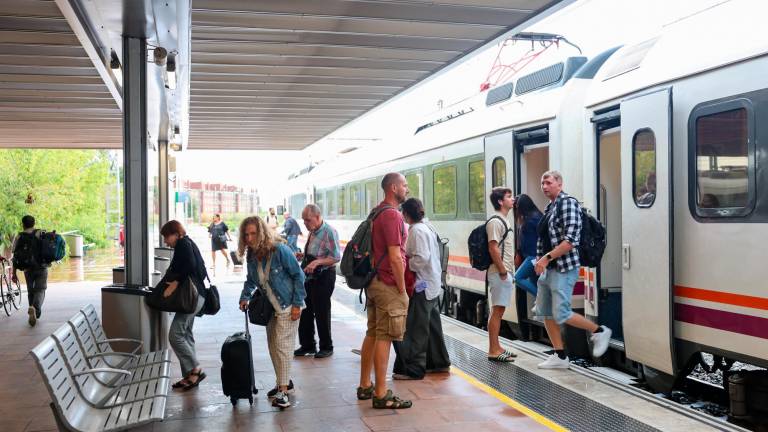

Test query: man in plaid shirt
[533,170,612,369]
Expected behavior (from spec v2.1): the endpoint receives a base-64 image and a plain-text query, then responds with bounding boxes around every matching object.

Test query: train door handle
[622,244,630,269]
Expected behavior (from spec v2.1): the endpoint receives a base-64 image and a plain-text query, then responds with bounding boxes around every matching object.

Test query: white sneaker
[537,354,569,369]
[590,326,612,357]
[272,391,290,408]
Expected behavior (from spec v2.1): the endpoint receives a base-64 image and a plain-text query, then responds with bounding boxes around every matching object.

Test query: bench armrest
[97,339,143,354]
[72,368,131,378]
[88,352,138,360]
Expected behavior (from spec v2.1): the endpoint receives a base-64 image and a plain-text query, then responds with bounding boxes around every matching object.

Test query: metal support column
[158,139,169,239]
[123,36,149,286]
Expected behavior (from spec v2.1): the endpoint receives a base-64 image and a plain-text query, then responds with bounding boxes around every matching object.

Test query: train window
[337,186,346,217]
[327,188,337,217]
[632,129,656,208]
[468,160,485,213]
[349,184,361,217]
[365,180,377,214]
[315,190,325,216]
[405,172,421,199]
[492,157,506,187]
[694,107,751,216]
[433,165,457,216]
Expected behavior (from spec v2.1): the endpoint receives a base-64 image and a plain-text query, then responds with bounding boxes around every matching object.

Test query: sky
[178,0,729,206]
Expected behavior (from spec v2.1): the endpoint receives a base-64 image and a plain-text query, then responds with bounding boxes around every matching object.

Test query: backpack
[340,205,393,290]
[546,197,607,268]
[12,231,40,270]
[467,216,510,271]
[425,223,449,289]
[39,230,66,264]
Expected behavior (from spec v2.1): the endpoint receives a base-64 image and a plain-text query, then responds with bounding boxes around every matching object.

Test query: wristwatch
[544,253,553,261]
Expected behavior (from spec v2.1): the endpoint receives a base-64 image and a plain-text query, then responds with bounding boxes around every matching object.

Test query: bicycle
[0,257,22,316]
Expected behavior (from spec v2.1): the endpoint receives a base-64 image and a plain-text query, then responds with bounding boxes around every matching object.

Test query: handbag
[146,275,199,314]
[218,233,228,243]
[201,276,220,316]
[247,253,275,326]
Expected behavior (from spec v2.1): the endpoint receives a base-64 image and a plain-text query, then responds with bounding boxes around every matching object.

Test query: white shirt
[405,219,442,301]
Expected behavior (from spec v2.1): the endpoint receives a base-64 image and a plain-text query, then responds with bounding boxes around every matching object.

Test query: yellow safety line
[450,366,569,432]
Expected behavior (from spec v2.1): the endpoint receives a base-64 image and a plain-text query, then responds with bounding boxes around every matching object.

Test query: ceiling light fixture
[166,55,176,90]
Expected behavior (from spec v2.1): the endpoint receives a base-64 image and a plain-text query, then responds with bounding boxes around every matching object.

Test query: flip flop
[488,352,515,363]
[182,371,207,390]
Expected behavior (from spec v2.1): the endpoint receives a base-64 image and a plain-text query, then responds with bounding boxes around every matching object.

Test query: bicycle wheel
[9,276,21,310]
[0,274,10,316]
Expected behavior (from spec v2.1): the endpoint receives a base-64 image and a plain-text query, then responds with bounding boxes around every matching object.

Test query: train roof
[584,0,768,108]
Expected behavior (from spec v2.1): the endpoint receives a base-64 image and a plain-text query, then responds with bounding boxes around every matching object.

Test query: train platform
[0,276,741,432]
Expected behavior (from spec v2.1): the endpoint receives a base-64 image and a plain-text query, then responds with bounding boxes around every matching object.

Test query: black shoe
[267,380,294,398]
[314,349,333,359]
[293,347,317,357]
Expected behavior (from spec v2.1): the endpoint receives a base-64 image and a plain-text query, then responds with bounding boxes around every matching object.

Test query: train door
[619,88,675,375]
[484,131,517,324]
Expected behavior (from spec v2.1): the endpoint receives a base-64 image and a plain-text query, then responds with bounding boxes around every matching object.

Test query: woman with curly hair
[237,216,306,408]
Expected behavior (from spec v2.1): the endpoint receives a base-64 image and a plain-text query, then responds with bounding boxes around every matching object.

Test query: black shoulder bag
[247,253,275,326]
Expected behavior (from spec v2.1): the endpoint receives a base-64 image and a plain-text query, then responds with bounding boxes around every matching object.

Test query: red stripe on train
[675,303,768,340]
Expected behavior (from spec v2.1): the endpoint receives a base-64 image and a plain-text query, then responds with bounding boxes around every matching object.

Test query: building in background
[177,180,259,224]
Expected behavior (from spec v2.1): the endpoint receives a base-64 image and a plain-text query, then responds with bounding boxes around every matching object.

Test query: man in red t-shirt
[357,172,413,409]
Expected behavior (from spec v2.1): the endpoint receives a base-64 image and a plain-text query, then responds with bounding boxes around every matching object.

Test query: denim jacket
[240,243,306,309]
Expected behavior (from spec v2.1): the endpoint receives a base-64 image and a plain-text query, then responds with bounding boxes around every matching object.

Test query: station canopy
[0,0,566,150]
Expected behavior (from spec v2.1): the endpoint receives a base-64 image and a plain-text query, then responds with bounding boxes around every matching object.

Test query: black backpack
[340,205,393,290]
[39,230,66,264]
[546,197,606,268]
[425,223,449,288]
[12,231,40,271]
[467,216,509,271]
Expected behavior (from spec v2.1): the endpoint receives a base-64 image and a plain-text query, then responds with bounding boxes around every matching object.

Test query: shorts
[534,267,579,324]
[366,277,409,341]
[487,271,513,308]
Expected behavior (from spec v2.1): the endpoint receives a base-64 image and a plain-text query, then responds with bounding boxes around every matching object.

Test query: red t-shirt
[371,202,407,287]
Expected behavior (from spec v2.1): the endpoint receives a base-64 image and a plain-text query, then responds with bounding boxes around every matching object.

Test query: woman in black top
[513,194,543,297]
[208,213,231,268]
[161,220,208,391]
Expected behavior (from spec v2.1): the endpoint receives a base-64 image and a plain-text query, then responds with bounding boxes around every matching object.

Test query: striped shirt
[537,191,582,272]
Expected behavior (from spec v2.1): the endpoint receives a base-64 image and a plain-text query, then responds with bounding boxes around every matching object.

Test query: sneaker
[314,349,333,359]
[272,391,290,408]
[537,354,570,369]
[293,347,317,357]
[267,380,294,398]
[591,326,612,357]
[28,306,37,326]
[392,373,419,380]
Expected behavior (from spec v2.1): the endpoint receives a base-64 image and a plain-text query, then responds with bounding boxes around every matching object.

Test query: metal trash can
[101,284,168,353]
[112,266,125,284]
[155,246,174,261]
[151,270,163,287]
[64,233,84,257]
[154,256,170,274]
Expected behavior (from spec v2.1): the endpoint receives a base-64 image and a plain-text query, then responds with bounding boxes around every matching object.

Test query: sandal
[182,370,207,390]
[372,389,412,409]
[356,384,374,400]
[172,378,190,389]
[488,352,515,363]
[504,349,518,358]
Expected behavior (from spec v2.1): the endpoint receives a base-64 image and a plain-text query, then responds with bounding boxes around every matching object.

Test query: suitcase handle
[244,310,250,336]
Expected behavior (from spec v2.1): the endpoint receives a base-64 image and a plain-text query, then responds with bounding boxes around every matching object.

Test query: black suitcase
[221,312,258,405]
[230,250,243,266]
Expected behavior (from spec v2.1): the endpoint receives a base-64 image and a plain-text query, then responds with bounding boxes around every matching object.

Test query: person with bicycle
[11,215,50,326]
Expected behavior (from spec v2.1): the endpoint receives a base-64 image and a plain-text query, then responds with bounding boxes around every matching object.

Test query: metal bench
[68,310,170,373]
[79,304,144,356]
[30,334,168,432]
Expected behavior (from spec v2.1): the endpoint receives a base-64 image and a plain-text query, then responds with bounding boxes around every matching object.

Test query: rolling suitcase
[221,312,258,405]
[230,250,243,266]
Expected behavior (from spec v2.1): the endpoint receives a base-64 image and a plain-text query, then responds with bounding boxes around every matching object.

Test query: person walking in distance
[282,211,303,253]
[265,208,279,232]
[294,204,340,358]
[357,173,412,409]
[11,215,50,326]
[486,188,517,362]
[534,170,612,369]
[208,214,231,268]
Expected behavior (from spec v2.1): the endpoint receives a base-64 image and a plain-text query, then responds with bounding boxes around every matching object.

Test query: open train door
[619,88,675,375]
[484,131,518,324]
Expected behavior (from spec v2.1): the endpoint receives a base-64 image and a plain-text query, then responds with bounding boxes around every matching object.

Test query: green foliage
[0,149,113,251]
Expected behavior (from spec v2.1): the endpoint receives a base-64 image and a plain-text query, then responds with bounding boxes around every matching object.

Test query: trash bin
[155,246,174,261]
[112,266,125,284]
[151,270,163,287]
[101,284,168,353]
[154,256,170,274]
[64,233,84,257]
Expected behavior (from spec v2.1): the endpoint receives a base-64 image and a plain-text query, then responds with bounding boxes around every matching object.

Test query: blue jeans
[514,256,538,297]
[534,267,579,324]
[286,235,299,252]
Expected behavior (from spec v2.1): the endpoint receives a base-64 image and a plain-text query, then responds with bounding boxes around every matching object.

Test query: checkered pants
[267,310,300,387]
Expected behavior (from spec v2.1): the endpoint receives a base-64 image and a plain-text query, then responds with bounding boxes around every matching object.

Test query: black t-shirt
[166,236,208,297]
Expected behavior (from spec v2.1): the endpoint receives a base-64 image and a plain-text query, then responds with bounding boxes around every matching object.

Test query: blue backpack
[39,231,66,264]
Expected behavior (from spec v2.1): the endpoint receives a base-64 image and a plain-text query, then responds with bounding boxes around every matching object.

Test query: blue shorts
[487,272,513,308]
[534,267,579,324]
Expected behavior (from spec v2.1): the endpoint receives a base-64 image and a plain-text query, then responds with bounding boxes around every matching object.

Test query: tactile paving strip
[444,335,660,432]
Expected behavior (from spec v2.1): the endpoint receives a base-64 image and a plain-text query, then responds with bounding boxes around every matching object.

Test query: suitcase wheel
[252,387,258,394]
[230,397,238,406]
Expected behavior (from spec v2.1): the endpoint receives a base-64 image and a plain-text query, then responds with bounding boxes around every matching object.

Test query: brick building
[181,180,259,221]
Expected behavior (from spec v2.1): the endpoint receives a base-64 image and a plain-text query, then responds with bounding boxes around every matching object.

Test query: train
[280,0,768,394]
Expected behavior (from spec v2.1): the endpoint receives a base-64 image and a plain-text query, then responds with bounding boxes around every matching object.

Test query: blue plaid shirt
[537,191,582,272]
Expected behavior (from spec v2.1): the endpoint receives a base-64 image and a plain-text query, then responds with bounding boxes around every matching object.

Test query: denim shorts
[487,272,513,308]
[534,267,579,324]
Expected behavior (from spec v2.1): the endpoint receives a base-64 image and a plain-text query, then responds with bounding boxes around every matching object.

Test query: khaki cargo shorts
[366,277,409,341]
